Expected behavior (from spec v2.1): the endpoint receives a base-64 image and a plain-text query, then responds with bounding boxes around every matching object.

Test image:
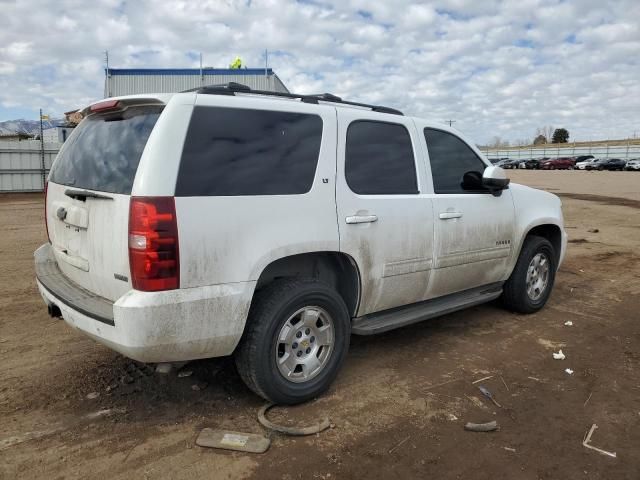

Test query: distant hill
[0,118,64,136]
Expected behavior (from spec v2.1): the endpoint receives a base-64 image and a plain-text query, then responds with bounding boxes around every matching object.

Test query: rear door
[46,101,164,301]
[336,110,434,316]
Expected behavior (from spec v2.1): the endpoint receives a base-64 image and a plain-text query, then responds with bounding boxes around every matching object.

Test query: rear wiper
[64,189,114,201]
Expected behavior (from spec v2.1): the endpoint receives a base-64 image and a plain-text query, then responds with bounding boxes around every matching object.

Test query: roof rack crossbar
[184,83,403,115]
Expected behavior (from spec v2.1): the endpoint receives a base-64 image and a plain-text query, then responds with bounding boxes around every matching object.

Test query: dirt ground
[1,171,639,479]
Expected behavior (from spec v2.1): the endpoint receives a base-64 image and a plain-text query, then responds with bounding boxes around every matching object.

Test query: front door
[336,110,434,316]
[420,127,516,298]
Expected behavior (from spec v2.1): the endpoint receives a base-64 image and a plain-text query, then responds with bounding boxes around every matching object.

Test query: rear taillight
[128,197,179,291]
[44,181,50,243]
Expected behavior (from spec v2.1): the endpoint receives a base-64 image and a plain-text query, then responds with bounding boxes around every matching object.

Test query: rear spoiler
[81,97,168,117]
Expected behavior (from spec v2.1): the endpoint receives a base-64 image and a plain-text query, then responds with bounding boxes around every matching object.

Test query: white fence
[481,142,640,161]
[0,140,59,192]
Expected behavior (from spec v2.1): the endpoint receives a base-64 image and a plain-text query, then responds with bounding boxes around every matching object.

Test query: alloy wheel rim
[275,306,334,383]
[526,253,550,301]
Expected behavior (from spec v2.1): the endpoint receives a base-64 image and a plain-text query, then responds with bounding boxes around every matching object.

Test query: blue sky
[1,0,639,144]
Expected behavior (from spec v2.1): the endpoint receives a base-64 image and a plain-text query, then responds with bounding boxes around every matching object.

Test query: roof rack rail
[183,82,403,116]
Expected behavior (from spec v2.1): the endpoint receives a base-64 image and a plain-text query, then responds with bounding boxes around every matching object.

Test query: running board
[352,283,504,335]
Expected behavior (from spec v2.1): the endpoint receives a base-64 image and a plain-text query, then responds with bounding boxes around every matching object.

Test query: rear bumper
[35,244,255,363]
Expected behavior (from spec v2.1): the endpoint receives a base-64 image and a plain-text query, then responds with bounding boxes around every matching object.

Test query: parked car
[586,158,627,171]
[522,158,545,170]
[575,155,595,163]
[576,157,599,170]
[501,159,522,169]
[494,158,512,167]
[624,158,640,171]
[540,157,577,170]
[35,84,567,404]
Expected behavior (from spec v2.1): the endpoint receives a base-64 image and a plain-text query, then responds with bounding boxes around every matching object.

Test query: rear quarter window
[49,105,163,195]
[175,106,323,196]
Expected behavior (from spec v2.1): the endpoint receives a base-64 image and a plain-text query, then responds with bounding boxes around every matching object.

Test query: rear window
[175,106,323,196]
[49,105,163,195]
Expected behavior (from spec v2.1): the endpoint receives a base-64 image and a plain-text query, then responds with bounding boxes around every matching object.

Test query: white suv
[36,84,567,404]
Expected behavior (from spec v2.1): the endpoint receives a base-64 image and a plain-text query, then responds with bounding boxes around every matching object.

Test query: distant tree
[490,136,510,148]
[552,128,569,143]
[533,134,547,145]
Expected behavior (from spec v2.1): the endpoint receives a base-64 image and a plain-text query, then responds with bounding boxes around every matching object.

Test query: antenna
[445,119,456,127]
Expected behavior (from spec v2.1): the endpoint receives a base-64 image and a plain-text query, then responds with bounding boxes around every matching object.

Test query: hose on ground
[257,403,331,436]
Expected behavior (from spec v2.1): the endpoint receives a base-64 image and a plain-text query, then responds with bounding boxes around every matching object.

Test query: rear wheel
[235,278,350,404]
[502,236,556,313]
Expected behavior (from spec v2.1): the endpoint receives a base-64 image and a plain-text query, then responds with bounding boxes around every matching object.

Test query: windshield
[49,105,163,195]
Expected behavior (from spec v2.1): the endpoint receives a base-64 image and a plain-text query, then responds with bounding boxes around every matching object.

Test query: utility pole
[39,109,45,191]
[446,119,456,127]
[104,50,111,97]
[265,49,268,77]
[200,52,203,86]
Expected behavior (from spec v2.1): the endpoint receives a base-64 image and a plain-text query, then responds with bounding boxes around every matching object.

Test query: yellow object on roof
[229,56,242,69]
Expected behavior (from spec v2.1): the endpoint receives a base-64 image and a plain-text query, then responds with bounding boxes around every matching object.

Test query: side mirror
[482,166,510,196]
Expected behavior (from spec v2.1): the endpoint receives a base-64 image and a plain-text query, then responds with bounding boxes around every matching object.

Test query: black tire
[502,236,557,314]
[234,278,350,404]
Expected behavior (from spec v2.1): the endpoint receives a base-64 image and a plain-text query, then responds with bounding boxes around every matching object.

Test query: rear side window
[345,121,418,195]
[49,106,163,195]
[424,128,488,194]
[176,107,323,196]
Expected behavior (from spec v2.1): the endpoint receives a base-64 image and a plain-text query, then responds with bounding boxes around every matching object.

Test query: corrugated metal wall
[0,140,57,192]
[106,69,289,97]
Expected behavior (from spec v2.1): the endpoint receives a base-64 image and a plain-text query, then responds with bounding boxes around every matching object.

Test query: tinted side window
[345,121,418,195]
[176,107,323,196]
[424,128,488,194]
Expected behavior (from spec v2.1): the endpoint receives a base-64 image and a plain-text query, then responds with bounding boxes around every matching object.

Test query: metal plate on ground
[196,429,270,453]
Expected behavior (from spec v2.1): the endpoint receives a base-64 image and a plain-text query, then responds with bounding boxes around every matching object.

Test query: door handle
[439,211,463,220]
[346,215,378,224]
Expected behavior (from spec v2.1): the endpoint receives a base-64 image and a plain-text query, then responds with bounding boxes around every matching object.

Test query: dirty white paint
[36,91,568,364]
[46,182,132,301]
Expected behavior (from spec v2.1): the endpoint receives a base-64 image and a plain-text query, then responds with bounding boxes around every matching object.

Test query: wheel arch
[254,251,361,317]
[521,223,563,267]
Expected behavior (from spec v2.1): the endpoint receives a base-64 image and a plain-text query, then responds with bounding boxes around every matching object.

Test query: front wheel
[502,236,556,314]
[235,278,351,404]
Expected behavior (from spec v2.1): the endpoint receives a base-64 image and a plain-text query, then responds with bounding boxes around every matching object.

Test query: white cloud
[0,0,638,143]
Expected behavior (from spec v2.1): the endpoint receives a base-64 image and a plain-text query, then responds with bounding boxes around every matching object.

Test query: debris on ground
[196,429,270,453]
[587,228,599,233]
[465,395,489,410]
[565,368,574,375]
[191,382,208,391]
[86,392,99,400]
[472,375,494,385]
[257,403,331,436]
[500,376,509,392]
[564,321,573,326]
[155,363,172,374]
[447,413,458,421]
[503,447,516,452]
[388,435,411,454]
[177,369,193,378]
[582,424,616,458]
[464,421,499,432]
[478,386,501,408]
[553,350,566,360]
